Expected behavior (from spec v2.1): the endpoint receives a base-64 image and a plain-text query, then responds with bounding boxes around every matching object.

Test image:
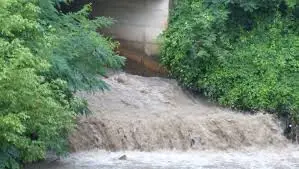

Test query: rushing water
[27,146,299,169]
[26,72,299,169]
[70,73,286,152]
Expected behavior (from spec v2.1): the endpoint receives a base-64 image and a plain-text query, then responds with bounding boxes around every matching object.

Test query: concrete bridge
[84,0,172,75]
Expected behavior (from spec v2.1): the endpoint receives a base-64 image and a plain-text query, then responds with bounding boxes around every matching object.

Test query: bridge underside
[92,0,170,56]
[91,0,170,75]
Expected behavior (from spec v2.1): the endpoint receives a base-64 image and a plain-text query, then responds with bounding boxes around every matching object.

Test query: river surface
[25,72,299,169]
[27,146,299,169]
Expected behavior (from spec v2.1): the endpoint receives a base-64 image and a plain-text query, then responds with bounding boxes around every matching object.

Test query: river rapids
[26,72,299,169]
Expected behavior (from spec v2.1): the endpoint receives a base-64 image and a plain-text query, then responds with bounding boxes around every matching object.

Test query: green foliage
[0,0,124,168]
[39,1,124,91]
[161,0,299,119]
[205,21,299,114]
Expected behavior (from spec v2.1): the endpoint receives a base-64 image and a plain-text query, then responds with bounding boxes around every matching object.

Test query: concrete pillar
[91,0,170,58]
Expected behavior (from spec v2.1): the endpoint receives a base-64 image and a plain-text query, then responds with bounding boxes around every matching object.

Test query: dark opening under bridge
[77,0,172,75]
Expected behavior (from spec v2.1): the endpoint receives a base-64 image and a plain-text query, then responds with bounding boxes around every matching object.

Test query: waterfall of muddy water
[69,72,287,152]
[26,72,299,169]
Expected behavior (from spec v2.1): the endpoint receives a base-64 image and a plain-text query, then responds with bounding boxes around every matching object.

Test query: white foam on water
[27,146,299,169]
[25,72,298,169]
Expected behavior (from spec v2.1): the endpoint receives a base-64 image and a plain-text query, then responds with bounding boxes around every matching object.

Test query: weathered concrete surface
[90,0,170,75]
[92,0,169,56]
[71,0,170,75]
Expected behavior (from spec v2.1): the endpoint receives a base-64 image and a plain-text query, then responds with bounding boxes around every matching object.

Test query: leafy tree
[39,1,124,92]
[0,0,124,168]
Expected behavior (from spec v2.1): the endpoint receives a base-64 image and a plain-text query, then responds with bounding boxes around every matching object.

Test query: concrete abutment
[76,0,171,76]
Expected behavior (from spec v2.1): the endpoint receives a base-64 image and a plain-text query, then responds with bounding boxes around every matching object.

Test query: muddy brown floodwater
[26,72,299,169]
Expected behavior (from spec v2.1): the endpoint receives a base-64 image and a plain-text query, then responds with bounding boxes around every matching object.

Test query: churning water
[70,73,286,151]
[27,147,299,169]
[26,72,299,169]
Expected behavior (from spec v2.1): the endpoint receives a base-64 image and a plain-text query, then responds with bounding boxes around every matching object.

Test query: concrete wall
[91,0,170,58]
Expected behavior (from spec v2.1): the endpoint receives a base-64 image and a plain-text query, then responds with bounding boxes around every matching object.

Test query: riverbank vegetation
[0,0,123,168]
[161,0,299,121]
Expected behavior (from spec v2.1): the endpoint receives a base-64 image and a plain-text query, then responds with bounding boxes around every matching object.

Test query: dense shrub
[39,1,124,91]
[0,0,123,168]
[161,0,299,118]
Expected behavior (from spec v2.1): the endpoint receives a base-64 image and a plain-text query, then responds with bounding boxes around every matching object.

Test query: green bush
[39,1,124,91]
[0,0,123,168]
[161,0,299,118]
